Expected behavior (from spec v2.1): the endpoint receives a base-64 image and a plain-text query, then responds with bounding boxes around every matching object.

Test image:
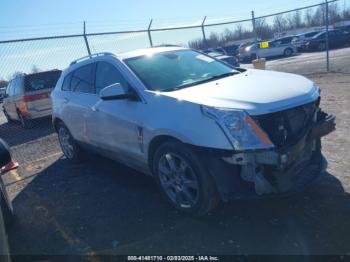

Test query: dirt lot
[1,50,350,258]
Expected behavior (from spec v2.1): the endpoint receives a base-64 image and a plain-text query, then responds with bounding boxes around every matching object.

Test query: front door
[86,61,144,163]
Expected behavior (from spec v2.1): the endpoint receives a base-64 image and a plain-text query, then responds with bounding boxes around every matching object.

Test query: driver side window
[95,62,128,95]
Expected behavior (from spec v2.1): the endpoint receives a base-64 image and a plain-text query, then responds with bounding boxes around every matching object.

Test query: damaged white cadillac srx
[51,46,336,215]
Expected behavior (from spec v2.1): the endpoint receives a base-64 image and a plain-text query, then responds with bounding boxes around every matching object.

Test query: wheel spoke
[181,188,195,205]
[183,179,198,190]
[165,154,177,172]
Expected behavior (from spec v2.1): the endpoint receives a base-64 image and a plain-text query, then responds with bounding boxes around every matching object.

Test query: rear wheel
[57,122,83,163]
[17,111,33,129]
[284,48,293,56]
[3,110,12,123]
[153,140,220,216]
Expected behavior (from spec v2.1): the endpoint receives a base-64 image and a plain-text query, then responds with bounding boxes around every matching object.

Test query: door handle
[63,98,69,104]
[91,106,98,112]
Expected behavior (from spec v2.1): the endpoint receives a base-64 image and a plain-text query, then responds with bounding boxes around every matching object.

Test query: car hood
[162,69,320,115]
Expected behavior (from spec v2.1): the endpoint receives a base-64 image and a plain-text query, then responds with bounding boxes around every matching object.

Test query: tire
[152,140,220,216]
[3,110,12,123]
[17,111,33,129]
[57,122,83,163]
[284,48,293,57]
[318,42,326,51]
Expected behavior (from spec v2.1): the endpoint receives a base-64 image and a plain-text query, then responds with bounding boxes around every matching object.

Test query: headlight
[201,106,273,150]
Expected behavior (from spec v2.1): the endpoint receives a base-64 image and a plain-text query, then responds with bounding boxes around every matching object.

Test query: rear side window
[25,71,61,92]
[95,62,128,94]
[71,64,95,94]
[61,73,72,91]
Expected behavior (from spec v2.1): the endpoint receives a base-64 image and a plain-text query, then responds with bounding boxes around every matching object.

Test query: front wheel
[153,141,220,216]
[57,122,83,163]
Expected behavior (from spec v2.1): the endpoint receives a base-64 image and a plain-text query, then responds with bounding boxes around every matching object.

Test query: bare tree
[273,15,287,32]
[31,65,40,73]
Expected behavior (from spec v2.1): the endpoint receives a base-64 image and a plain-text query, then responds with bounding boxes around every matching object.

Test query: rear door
[64,63,97,143]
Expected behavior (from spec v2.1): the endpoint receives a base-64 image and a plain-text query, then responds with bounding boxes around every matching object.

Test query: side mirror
[100,83,136,101]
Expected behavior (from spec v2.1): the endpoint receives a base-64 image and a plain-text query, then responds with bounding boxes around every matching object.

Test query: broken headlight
[201,106,274,150]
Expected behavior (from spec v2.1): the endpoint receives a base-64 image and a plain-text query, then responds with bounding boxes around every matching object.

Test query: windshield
[124,49,236,92]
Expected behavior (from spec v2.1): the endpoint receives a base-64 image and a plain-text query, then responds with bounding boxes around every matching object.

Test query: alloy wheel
[58,127,75,159]
[158,152,199,208]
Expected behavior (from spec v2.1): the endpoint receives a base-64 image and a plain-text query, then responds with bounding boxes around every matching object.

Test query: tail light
[22,92,49,102]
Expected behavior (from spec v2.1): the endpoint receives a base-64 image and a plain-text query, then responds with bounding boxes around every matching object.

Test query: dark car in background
[202,49,239,67]
[221,44,239,56]
[292,31,321,50]
[302,29,350,51]
[2,70,61,128]
[274,35,295,44]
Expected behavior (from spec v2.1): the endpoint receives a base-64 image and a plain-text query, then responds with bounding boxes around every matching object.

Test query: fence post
[201,16,207,48]
[148,19,153,47]
[83,21,91,56]
[325,0,330,72]
[251,11,258,58]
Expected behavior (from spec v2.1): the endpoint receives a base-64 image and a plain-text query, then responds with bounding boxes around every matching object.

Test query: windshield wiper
[162,71,239,92]
[204,71,239,81]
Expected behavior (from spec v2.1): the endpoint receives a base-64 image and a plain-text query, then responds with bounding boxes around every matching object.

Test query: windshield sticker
[196,54,214,63]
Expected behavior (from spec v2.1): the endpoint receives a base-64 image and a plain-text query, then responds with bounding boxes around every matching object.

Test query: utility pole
[325,0,330,72]
[83,21,91,56]
[201,16,208,48]
[148,19,153,47]
[251,11,258,58]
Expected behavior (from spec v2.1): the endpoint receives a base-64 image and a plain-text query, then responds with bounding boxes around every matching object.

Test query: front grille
[253,100,319,148]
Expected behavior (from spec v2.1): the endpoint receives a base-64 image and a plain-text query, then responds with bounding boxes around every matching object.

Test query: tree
[273,15,287,32]
[0,79,8,88]
[31,65,40,73]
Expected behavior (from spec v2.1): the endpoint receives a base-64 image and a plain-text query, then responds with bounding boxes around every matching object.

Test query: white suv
[51,46,335,215]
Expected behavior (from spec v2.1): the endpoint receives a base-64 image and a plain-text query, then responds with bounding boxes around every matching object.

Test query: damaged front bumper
[211,111,336,200]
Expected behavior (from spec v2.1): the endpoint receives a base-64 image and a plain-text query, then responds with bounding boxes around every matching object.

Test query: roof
[117,46,186,60]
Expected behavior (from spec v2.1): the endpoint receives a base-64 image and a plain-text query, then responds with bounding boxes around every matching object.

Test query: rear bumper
[202,112,336,201]
[24,108,52,119]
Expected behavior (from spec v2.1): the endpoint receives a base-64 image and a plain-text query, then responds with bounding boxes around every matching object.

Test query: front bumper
[203,112,335,200]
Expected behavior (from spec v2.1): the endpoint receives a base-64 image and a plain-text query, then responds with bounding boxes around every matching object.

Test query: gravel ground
[1,49,350,258]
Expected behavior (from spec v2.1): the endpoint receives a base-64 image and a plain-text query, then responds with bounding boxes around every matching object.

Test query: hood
[163,69,320,115]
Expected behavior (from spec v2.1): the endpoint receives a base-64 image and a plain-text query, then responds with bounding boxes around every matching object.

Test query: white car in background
[238,40,297,62]
[51,46,335,215]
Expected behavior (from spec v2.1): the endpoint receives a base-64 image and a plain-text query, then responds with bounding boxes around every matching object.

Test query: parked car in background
[0,138,18,261]
[202,49,239,67]
[2,70,61,128]
[52,47,335,216]
[291,31,321,50]
[238,40,297,62]
[221,44,239,56]
[274,35,295,44]
[0,87,6,103]
[302,29,350,51]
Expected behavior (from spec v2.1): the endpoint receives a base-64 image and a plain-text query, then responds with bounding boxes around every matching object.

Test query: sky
[0,0,346,79]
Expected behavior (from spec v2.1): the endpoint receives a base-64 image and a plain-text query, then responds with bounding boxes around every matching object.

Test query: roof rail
[69,52,115,66]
